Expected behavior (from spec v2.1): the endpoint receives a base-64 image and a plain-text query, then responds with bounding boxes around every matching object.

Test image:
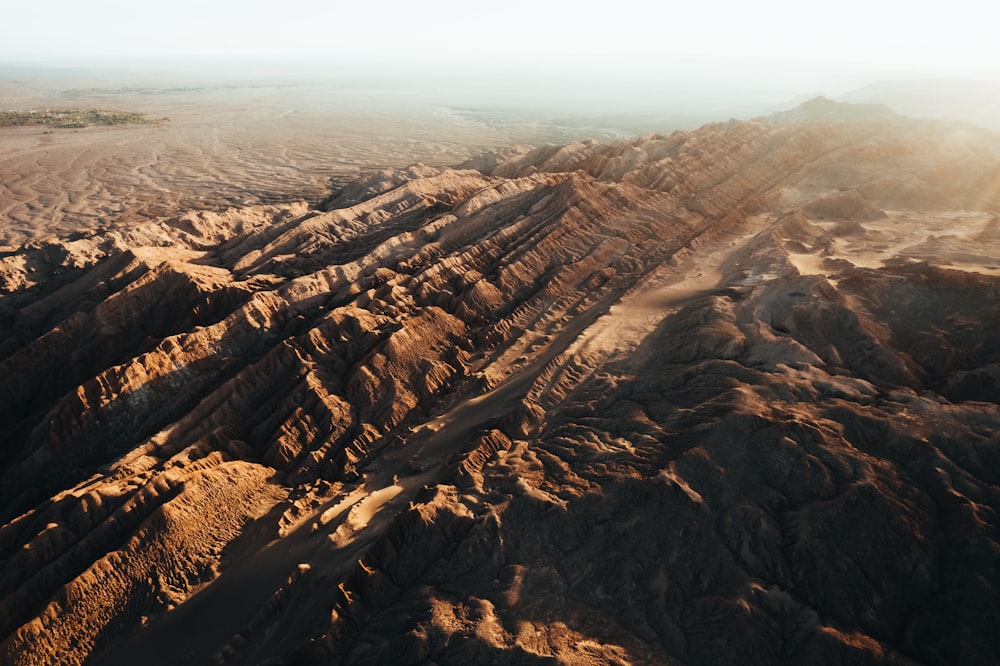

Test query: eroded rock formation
[2,103,1000,665]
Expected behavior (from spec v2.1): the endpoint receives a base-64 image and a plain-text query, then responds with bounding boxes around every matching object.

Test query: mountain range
[2,99,999,665]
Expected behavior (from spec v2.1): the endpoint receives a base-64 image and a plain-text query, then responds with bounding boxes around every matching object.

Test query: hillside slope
[2,106,1000,665]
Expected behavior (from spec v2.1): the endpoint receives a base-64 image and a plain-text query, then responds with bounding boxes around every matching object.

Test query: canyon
[2,98,1000,664]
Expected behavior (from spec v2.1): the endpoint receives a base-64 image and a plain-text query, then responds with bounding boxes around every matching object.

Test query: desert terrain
[1,74,1000,666]
[1,67,651,248]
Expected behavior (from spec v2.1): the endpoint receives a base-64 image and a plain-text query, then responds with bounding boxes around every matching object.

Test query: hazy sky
[3,0,997,80]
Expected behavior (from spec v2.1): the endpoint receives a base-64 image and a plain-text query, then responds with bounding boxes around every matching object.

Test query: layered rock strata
[2,105,1000,665]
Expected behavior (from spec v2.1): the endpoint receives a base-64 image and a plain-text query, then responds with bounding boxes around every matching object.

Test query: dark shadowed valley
[2,65,1000,665]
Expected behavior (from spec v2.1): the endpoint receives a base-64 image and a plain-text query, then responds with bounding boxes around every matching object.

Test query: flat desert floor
[0,67,649,247]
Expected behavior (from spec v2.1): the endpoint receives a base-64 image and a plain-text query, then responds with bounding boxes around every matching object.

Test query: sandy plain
[0,68,640,247]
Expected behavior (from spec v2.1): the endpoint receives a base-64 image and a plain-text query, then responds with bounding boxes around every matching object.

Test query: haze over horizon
[3,0,998,105]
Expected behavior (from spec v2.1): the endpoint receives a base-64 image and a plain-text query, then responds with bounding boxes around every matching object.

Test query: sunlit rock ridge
[2,100,1000,665]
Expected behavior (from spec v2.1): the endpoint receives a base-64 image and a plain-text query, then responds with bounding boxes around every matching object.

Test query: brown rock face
[2,109,1000,665]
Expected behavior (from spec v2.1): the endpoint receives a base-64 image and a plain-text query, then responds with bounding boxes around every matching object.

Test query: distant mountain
[841,78,1000,130]
[764,96,898,124]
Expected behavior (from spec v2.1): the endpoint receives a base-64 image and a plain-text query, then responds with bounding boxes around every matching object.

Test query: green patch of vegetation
[0,108,161,128]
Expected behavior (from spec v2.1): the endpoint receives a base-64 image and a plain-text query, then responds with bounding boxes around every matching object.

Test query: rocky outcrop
[802,189,887,221]
[2,109,1000,665]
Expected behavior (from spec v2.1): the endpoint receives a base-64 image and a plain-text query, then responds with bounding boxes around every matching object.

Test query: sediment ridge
[2,102,1000,665]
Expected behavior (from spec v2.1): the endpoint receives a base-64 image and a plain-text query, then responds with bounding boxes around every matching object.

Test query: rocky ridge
[2,105,1000,665]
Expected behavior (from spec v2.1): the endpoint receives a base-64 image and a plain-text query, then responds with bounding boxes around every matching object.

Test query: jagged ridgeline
[2,104,1000,665]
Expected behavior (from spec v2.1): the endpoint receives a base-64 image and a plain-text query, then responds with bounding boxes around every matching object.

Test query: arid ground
[1,68,651,247]
[2,72,1000,665]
